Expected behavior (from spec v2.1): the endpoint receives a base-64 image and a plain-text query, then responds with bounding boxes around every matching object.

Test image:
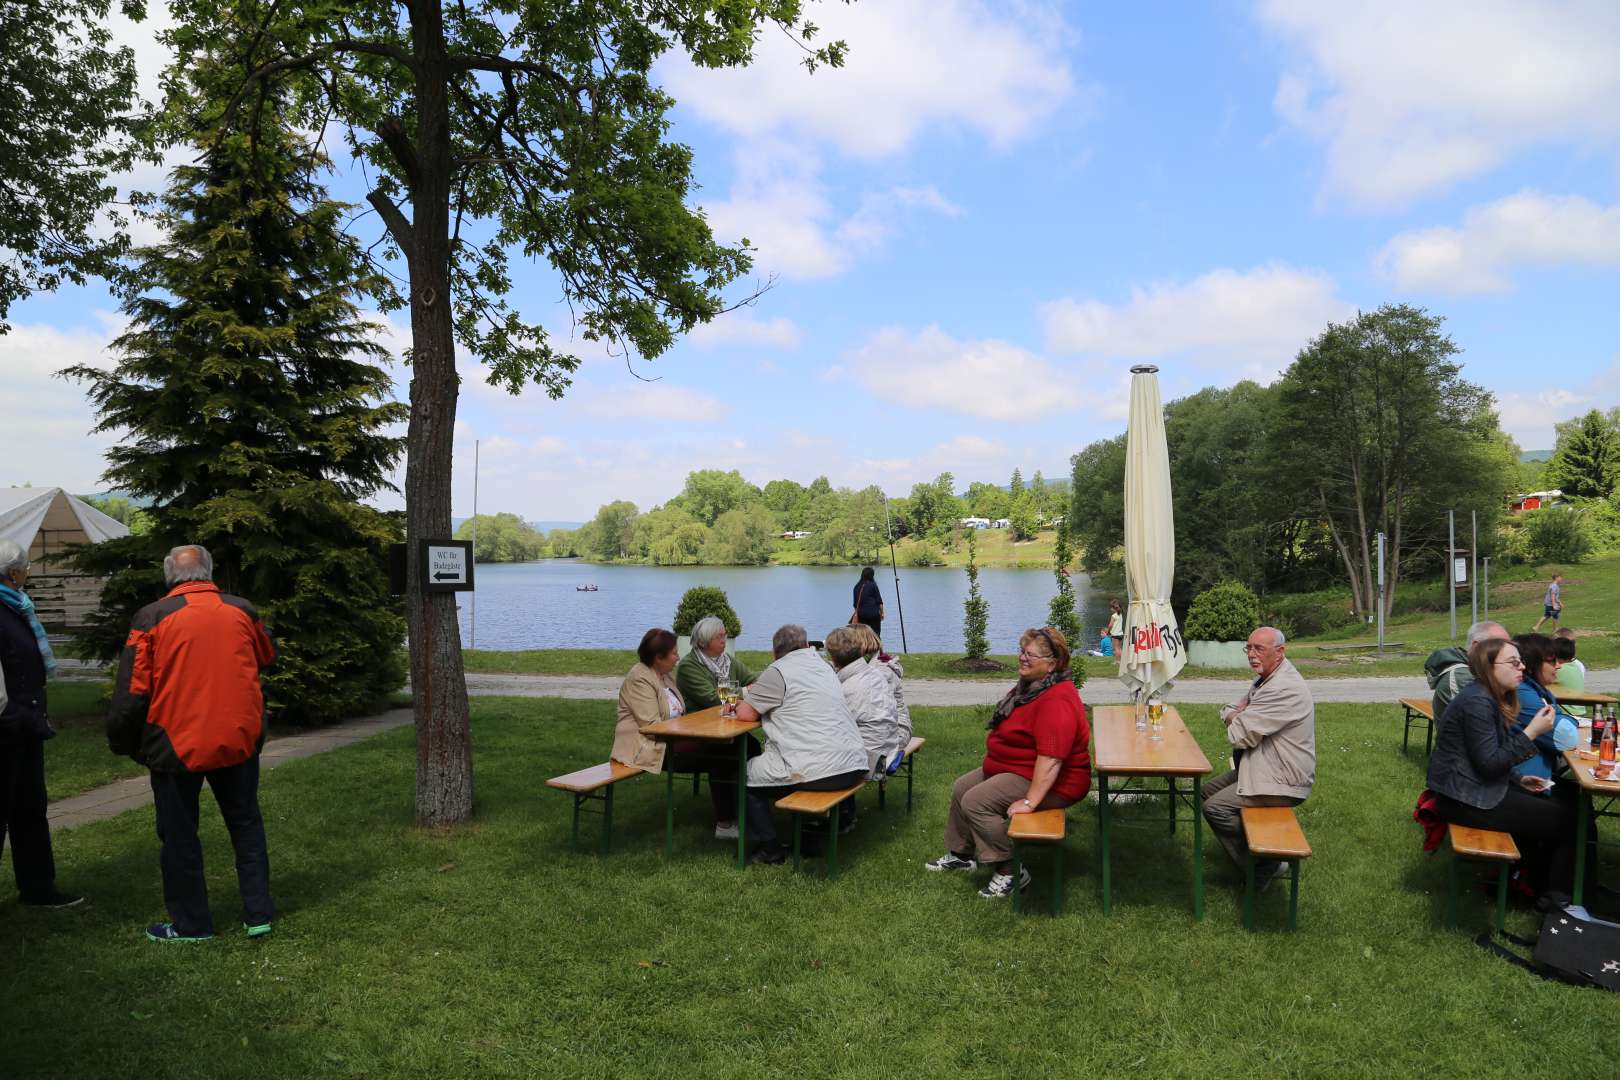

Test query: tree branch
[376,116,421,191]
[367,190,415,252]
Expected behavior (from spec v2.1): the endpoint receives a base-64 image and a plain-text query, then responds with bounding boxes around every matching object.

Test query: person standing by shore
[851,566,884,639]
[1107,598,1125,657]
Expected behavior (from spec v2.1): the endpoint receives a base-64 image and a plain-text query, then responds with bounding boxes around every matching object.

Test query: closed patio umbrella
[1118,365,1185,699]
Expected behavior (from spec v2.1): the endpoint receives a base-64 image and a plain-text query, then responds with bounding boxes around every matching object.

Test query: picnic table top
[1562,748,1620,795]
[1552,689,1619,707]
[643,705,759,742]
[1092,704,1213,777]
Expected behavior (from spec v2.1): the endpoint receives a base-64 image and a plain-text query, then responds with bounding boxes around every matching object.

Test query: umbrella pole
[883,496,908,654]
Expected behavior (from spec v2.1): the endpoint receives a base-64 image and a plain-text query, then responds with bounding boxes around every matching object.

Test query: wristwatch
[1020,798,1033,808]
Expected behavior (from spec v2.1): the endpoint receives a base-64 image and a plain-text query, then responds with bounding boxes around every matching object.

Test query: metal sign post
[1470,511,1478,627]
[1376,531,1386,654]
[1483,557,1491,620]
[1448,510,1456,641]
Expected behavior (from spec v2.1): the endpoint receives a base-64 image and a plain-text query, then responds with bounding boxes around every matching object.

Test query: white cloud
[1041,264,1352,361]
[0,316,126,491]
[928,435,1008,464]
[688,311,805,350]
[703,141,960,279]
[848,326,1082,421]
[1258,1,1620,207]
[1377,190,1620,294]
[662,0,1075,159]
[578,383,729,422]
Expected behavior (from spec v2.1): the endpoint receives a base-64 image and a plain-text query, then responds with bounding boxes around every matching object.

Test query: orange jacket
[108,582,276,772]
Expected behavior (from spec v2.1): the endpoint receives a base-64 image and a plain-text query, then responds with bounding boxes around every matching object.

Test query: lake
[456,560,1110,652]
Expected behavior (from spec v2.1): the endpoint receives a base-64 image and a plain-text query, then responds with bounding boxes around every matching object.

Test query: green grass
[5,696,1613,1078]
[44,680,145,798]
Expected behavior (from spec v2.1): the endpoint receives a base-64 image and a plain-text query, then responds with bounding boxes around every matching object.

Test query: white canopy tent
[0,488,130,633]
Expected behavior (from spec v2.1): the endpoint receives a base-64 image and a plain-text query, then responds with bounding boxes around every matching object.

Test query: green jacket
[675,648,756,711]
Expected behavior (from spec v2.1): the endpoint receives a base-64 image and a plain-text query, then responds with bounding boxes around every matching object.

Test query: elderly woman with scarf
[0,539,80,908]
[675,616,758,709]
[925,626,1090,899]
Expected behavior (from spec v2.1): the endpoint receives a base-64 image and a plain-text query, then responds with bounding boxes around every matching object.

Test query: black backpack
[1479,908,1620,990]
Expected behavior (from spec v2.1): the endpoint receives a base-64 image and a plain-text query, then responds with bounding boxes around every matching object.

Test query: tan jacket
[1224,657,1316,800]
[612,662,683,772]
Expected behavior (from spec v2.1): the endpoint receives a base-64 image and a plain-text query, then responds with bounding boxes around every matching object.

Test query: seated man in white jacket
[1203,626,1317,891]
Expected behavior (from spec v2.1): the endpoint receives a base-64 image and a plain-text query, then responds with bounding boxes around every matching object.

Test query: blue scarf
[0,582,56,678]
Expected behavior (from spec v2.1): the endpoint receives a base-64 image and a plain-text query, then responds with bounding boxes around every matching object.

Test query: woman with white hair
[0,538,81,908]
[674,615,757,710]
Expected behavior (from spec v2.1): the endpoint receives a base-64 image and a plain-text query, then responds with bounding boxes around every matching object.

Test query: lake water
[456,560,1109,653]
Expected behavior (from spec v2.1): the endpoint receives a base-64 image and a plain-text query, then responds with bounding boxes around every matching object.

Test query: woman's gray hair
[772,623,808,659]
[690,616,728,650]
[163,544,214,586]
[0,539,28,578]
[824,626,865,668]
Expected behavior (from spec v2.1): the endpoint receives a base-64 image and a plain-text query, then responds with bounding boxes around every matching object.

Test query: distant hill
[1520,450,1552,463]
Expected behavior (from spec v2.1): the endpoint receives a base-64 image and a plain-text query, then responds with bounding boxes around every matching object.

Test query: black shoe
[747,844,786,865]
[1536,890,1572,913]
[1252,861,1288,895]
[20,890,84,910]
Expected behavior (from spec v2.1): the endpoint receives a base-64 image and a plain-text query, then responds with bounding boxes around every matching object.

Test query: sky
[6,1,1620,522]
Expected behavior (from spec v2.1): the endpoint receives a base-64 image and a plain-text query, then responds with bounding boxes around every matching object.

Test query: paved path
[47,709,413,832]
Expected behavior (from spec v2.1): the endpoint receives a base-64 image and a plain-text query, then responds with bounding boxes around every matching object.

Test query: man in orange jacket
[108,545,277,943]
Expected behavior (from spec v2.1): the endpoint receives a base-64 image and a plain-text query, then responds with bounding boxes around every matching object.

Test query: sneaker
[19,890,84,910]
[747,844,786,866]
[885,751,906,776]
[146,922,213,943]
[1253,860,1290,894]
[838,810,857,836]
[978,866,1033,899]
[925,852,978,873]
[244,922,273,938]
[714,822,739,841]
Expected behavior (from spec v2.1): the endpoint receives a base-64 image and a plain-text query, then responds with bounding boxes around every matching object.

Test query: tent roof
[0,487,129,559]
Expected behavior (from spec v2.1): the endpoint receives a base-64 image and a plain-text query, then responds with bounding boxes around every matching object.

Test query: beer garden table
[1093,703,1213,919]
[1551,689,1618,719]
[1563,745,1620,909]
[643,705,760,870]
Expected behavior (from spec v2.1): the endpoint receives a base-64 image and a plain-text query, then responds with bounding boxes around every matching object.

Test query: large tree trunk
[403,0,473,826]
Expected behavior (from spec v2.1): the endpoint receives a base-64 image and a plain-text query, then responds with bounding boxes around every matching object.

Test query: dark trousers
[858,615,882,642]
[0,737,57,900]
[745,768,868,851]
[150,756,273,935]
[1434,786,1579,896]
[668,735,761,822]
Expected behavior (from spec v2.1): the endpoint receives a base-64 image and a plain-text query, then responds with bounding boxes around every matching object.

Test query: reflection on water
[457,560,1109,652]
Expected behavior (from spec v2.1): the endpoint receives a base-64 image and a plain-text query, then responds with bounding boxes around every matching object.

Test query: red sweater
[983,680,1092,802]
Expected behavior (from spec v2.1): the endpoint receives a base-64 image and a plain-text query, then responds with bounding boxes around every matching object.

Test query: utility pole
[1483,557,1490,620]
[1376,531,1386,654]
[470,439,479,649]
[882,495,908,653]
[1448,510,1457,641]
[1470,510,1478,626]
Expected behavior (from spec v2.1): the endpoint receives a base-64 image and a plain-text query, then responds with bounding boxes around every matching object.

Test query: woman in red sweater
[926,626,1091,898]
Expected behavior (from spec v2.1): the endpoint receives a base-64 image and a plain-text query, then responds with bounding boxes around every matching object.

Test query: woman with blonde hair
[853,624,911,759]
[1426,636,1574,906]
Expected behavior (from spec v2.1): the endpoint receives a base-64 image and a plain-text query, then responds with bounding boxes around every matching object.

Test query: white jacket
[837,657,902,779]
[873,656,911,747]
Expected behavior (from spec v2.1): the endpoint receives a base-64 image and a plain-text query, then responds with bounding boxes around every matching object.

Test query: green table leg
[737,736,749,870]
[1574,788,1590,909]
[1495,862,1508,933]
[664,766,675,860]
[1243,853,1255,929]
[1192,777,1205,921]
[1287,860,1300,931]
[1168,777,1177,835]
[602,784,615,856]
[1099,773,1112,914]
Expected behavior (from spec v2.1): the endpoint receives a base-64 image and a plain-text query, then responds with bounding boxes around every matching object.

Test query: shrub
[902,541,942,567]
[672,586,741,637]
[1263,589,1361,639]
[1185,581,1261,642]
[962,531,989,659]
[1523,507,1591,564]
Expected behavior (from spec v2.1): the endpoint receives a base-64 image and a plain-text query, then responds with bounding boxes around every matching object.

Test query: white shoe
[714,822,739,840]
[978,866,1033,899]
[925,852,977,872]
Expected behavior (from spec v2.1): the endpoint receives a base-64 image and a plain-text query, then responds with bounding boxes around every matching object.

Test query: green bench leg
[692,771,701,797]
[1287,859,1299,931]
[793,814,802,873]
[664,767,675,860]
[1054,842,1065,914]
[1243,853,1255,930]
[570,794,583,853]
[827,809,840,880]
[879,778,887,811]
[1495,862,1508,933]
[601,784,615,855]
[1403,709,1412,753]
[1012,842,1023,914]
[1099,773,1112,914]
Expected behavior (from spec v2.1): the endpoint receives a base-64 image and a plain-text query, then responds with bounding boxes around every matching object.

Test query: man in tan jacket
[1203,626,1316,889]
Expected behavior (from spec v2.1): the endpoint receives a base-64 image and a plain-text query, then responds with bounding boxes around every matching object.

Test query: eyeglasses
[1243,644,1276,653]
[1018,649,1054,662]
[1495,658,1524,669]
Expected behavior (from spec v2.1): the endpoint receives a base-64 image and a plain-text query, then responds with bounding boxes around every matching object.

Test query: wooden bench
[877,736,926,812]
[776,784,865,878]
[1008,809,1068,915]
[1241,807,1312,930]
[1400,697,1436,755]
[1446,824,1519,932]
[546,762,644,854]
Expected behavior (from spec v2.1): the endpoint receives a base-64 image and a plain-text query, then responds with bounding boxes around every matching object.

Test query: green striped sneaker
[244,921,273,938]
[146,922,213,943]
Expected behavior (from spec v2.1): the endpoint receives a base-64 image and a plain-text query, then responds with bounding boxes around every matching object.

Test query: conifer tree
[1047,517,1083,654]
[66,116,408,724]
[1546,410,1620,499]
[1009,467,1025,498]
[962,530,989,661]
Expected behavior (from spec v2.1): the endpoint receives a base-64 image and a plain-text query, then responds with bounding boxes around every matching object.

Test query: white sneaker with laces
[978,866,1033,899]
[925,853,977,872]
[714,822,739,840]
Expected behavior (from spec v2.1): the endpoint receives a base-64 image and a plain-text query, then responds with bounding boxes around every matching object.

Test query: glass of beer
[717,678,737,710]
[1148,695,1165,741]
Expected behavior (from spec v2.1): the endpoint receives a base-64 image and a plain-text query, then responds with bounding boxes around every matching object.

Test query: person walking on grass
[0,539,82,911]
[1532,573,1564,632]
[108,545,277,943]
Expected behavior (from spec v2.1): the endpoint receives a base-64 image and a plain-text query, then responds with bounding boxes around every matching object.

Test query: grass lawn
[43,680,145,798]
[5,697,1614,1078]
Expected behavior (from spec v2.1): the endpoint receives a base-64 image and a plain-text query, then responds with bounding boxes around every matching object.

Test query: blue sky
[6,1,1620,521]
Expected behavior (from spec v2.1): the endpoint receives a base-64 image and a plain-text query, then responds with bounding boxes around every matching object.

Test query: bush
[672,586,741,637]
[1523,507,1592,564]
[1262,589,1361,639]
[1185,581,1261,642]
[902,541,941,567]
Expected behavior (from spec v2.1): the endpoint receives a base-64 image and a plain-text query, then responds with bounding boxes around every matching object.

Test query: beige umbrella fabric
[1118,365,1185,699]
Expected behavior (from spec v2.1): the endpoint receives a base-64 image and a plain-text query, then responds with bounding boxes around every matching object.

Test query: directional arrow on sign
[433,571,460,581]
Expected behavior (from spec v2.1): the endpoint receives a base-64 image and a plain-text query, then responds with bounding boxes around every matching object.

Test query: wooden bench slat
[1008,808,1066,842]
[546,761,644,793]
[1448,824,1520,861]
[1400,697,1435,720]
[1241,806,1311,859]
[776,784,863,814]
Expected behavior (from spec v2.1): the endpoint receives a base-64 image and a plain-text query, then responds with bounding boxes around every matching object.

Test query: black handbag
[1478,908,1620,991]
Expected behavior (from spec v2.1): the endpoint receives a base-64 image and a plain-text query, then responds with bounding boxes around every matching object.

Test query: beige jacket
[1223,657,1316,799]
[612,662,683,772]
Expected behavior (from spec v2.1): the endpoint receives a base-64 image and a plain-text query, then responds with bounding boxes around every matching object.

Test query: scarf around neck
[0,582,56,678]
[989,669,1071,728]
[695,642,732,685]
